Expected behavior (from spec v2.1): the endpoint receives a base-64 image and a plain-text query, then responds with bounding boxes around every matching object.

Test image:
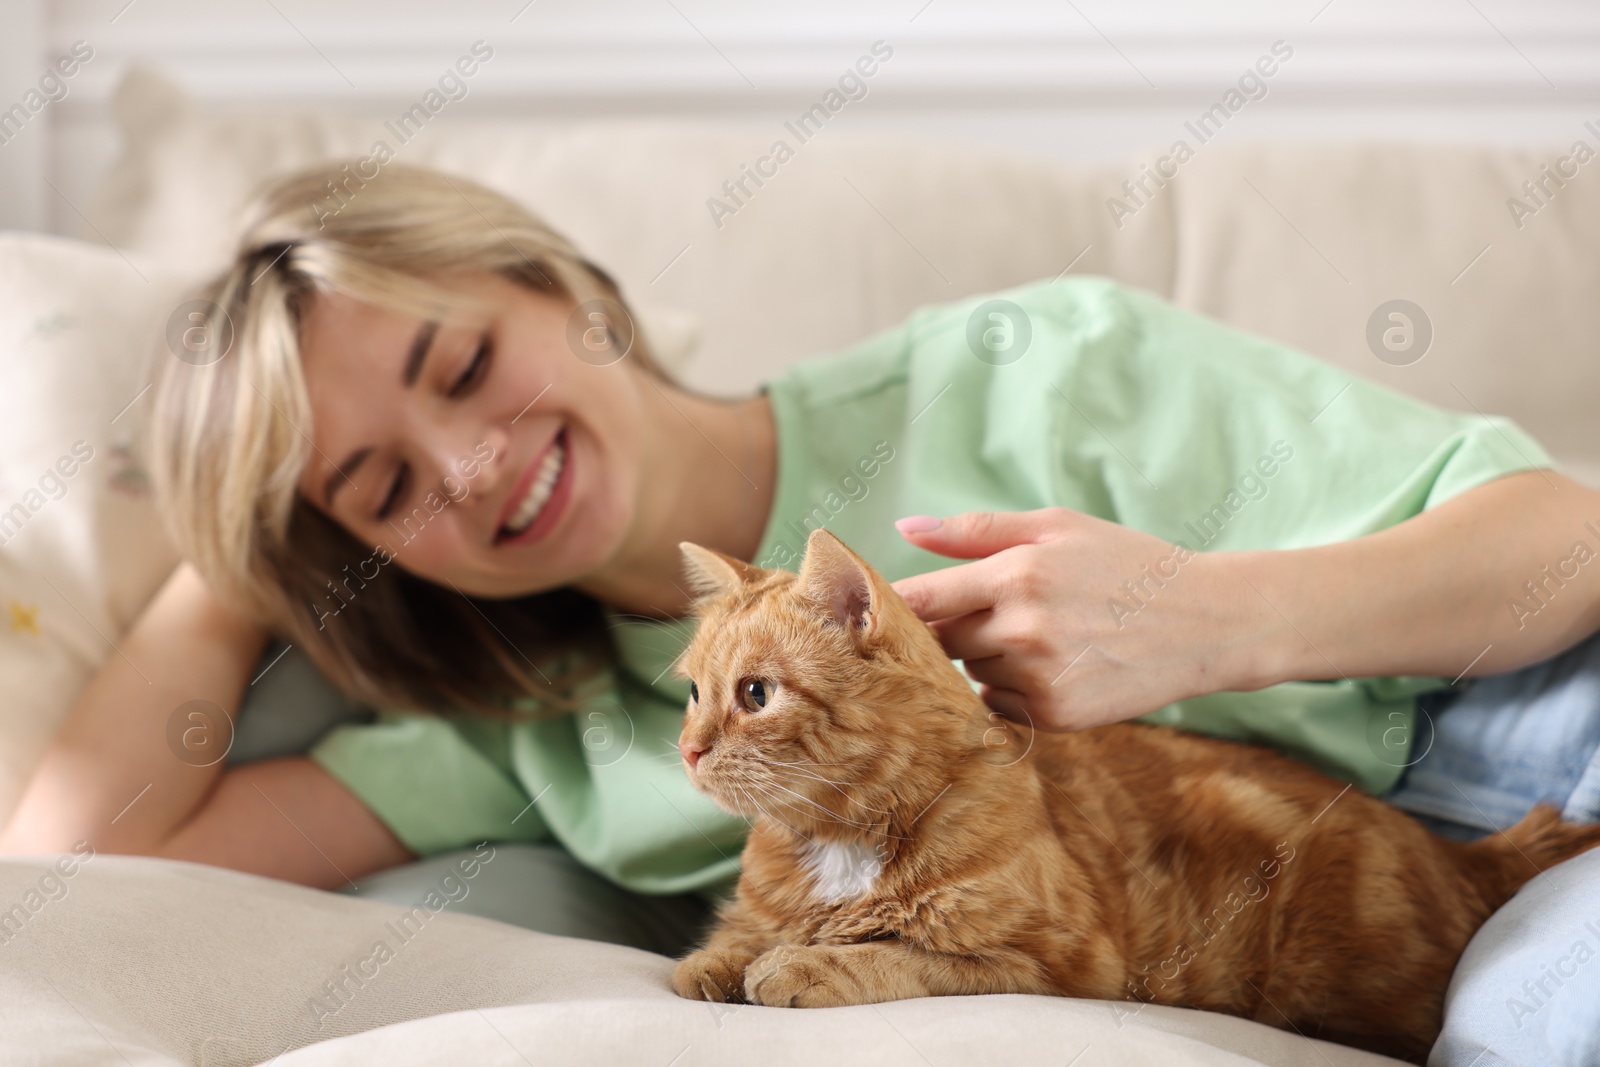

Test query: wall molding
[47,6,1600,112]
[19,1,1600,234]
[0,0,47,231]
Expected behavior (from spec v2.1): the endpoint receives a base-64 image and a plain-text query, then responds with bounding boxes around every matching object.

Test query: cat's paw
[744,945,863,1008]
[671,949,754,1003]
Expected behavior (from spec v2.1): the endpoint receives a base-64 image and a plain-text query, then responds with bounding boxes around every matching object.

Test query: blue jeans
[1385,629,1600,1067]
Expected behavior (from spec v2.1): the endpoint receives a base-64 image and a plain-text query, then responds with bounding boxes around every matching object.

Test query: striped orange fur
[670,529,1600,1062]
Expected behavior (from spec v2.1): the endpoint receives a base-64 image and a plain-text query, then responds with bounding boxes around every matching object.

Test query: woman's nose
[423,423,509,500]
[462,424,511,494]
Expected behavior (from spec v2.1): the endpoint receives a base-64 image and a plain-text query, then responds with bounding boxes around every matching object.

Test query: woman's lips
[495,428,574,547]
[493,432,556,533]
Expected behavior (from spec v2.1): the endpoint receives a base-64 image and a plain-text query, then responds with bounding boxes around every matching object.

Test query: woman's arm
[1235,468,1600,685]
[0,562,412,889]
[154,755,415,890]
[891,469,1600,730]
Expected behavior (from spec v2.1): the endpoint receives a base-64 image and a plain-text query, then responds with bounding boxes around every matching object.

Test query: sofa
[2,67,1598,1066]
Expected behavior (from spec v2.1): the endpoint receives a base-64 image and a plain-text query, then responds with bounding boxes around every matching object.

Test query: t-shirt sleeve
[1027,280,1558,551]
[309,710,552,856]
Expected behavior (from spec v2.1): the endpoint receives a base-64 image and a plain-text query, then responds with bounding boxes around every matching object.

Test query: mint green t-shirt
[309,277,1555,901]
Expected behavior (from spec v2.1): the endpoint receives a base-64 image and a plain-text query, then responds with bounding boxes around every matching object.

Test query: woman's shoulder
[766,274,1146,406]
[872,272,1148,348]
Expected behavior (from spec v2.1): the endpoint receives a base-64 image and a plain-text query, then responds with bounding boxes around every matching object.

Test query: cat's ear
[799,529,887,641]
[679,542,764,599]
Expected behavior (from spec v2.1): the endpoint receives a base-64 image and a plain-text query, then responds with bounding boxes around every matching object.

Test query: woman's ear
[679,542,765,598]
[798,529,887,640]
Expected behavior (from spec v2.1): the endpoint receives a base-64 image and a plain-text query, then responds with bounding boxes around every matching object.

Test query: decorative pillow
[0,234,188,822]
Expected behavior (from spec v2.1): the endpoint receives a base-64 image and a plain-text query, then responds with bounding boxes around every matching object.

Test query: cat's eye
[689,681,699,704]
[740,678,771,712]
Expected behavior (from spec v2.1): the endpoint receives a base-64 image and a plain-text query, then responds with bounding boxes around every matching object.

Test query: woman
[3,163,1598,1059]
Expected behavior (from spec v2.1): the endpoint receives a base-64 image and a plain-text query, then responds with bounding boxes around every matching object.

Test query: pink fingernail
[895,515,942,534]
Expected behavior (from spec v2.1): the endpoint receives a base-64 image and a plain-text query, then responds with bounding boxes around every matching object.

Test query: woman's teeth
[502,437,567,536]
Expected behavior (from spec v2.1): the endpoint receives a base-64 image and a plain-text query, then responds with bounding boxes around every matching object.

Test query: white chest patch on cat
[799,837,883,904]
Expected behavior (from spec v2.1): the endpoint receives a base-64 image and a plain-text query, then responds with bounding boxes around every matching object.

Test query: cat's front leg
[745,941,1039,1008]
[744,944,854,1007]
[671,900,780,1004]
[673,946,759,1003]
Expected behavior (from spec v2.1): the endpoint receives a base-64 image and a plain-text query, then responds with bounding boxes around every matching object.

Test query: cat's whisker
[764,765,896,816]
[758,778,913,840]
[749,786,837,828]
[739,771,908,844]
[753,786,910,842]
[739,755,883,796]
[735,784,803,839]
[744,754,851,769]
[763,761,875,787]
[745,755,866,782]
[743,758,897,817]
[753,773,894,832]
[604,613,689,631]
[748,759,867,786]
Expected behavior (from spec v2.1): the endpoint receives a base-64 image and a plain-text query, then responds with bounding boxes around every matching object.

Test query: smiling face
[294,270,647,598]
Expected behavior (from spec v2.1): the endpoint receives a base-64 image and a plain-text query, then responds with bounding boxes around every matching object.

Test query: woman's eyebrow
[323,320,440,508]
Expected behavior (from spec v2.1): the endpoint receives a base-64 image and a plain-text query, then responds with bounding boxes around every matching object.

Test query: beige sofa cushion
[0,854,1403,1067]
[89,69,1175,398]
[1171,143,1600,484]
[91,70,1600,485]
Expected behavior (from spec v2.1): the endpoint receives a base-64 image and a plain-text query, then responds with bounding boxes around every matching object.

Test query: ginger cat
[669,528,1600,1063]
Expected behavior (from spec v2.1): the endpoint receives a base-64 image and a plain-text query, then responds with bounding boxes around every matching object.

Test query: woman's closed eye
[448,338,492,397]
[370,336,493,521]
[376,462,411,520]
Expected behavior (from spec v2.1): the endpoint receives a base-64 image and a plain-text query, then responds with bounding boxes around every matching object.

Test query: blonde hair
[148,162,666,716]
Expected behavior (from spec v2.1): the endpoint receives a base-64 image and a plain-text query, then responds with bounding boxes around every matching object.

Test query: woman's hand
[890,473,1600,733]
[890,508,1266,731]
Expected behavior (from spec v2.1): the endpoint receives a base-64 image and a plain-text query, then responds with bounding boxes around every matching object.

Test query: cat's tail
[1467,802,1600,910]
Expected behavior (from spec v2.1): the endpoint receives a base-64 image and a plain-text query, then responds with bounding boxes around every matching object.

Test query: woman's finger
[977,684,1035,729]
[959,653,1037,699]
[890,556,1005,622]
[894,509,1063,559]
[928,610,1007,663]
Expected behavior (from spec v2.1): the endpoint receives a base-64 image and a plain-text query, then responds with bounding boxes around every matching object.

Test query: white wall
[7,0,1600,234]
[0,0,47,231]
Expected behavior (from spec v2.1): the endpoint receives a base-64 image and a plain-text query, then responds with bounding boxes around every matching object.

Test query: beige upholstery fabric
[0,855,1401,1067]
[90,70,1175,399]
[1171,143,1600,485]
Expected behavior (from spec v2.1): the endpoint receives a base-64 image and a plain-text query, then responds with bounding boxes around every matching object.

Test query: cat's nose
[679,739,707,770]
